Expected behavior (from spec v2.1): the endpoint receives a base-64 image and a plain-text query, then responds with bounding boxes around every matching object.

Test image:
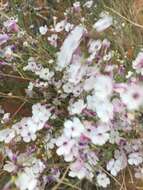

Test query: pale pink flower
[56,135,75,156]
[84,122,110,145]
[67,54,87,84]
[120,84,143,110]
[3,19,19,32]
[69,159,93,180]
[64,117,85,138]
[0,34,9,45]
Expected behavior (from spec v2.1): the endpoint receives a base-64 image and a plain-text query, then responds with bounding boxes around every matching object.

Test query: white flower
[57,25,85,70]
[73,1,80,9]
[20,126,36,143]
[69,160,94,180]
[93,75,113,100]
[67,54,87,84]
[36,68,54,81]
[65,23,74,32]
[109,130,121,144]
[23,57,41,72]
[0,128,15,143]
[63,82,74,93]
[88,39,102,54]
[64,117,85,138]
[68,99,86,115]
[97,173,110,188]
[83,0,93,8]
[87,95,113,122]
[128,152,143,166]
[95,100,113,123]
[39,25,48,35]
[120,84,143,110]
[55,20,66,32]
[126,71,133,79]
[48,34,58,47]
[3,161,17,172]
[93,14,113,32]
[32,159,45,174]
[1,113,10,123]
[84,76,96,91]
[107,151,127,176]
[56,135,75,156]
[15,168,38,190]
[132,52,143,75]
[84,122,109,145]
[12,103,51,142]
[32,103,51,124]
[4,46,13,59]
[90,124,110,145]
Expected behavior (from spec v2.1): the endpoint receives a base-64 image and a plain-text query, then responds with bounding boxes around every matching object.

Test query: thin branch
[99,166,122,186]
[0,92,29,102]
[104,5,143,29]
[0,73,32,81]
[52,166,70,190]
[11,101,26,119]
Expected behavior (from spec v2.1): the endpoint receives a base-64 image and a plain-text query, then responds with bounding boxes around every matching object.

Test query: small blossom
[128,152,143,166]
[55,20,66,32]
[83,0,93,8]
[68,99,86,115]
[39,25,48,35]
[69,159,94,180]
[64,117,85,138]
[0,34,9,45]
[48,34,58,47]
[107,151,127,176]
[120,84,143,110]
[93,75,113,100]
[36,68,54,81]
[56,135,75,156]
[0,129,15,143]
[15,168,38,190]
[97,173,110,188]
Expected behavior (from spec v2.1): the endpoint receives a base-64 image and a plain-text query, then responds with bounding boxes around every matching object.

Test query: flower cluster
[0,1,143,190]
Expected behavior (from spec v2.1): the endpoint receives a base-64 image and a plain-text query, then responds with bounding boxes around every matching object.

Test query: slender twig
[0,73,32,81]
[52,166,70,190]
[122,170,127,190]
[11,101,26,119]
[62,180,81,190]
[0,92,29,102]
[127,166,134,184]
[99,166,122,186]
[104,5,143,29]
